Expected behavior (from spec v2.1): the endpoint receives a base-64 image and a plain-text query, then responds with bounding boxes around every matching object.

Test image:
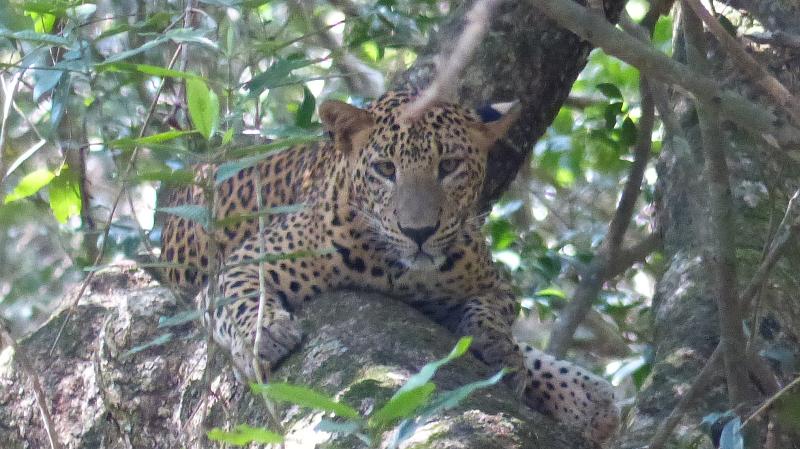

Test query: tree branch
[682,0,800,126]
[402,0,504,122]
[682,5,757,407]
[547,76,655,357]
[530,0,800,145]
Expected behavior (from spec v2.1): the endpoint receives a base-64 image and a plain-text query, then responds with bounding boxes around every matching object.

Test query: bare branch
[1,319,61,449]
[739,189,800,311]
[682,5,757,407]
[530,0,800,144]
[742,374,800,428]
[402,0,504,122]
[547,76,655,357]
[606,232,662,278]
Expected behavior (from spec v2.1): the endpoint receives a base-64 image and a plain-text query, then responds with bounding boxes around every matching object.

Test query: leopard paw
[229,311,303,382]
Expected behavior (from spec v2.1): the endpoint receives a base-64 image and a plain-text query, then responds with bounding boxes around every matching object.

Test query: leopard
[159,90,620,443]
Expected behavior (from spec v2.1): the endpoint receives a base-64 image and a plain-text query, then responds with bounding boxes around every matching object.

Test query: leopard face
[321,91,517,271]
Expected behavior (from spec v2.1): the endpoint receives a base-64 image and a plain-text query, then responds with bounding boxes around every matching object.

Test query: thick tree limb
[682,6,758,407]
[682,0,800,126]
[0,270,594,449]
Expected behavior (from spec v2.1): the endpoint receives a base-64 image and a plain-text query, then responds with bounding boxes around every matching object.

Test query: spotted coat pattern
[160,91,619,443]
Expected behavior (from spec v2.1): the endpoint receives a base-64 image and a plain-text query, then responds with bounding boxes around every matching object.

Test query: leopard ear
[468,103,521,151]
[319,100,374,153]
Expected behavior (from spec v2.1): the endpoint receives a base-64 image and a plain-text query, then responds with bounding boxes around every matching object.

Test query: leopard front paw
[229,311,303,382]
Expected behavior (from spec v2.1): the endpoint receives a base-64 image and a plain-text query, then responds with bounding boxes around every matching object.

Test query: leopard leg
[455,293,619,444]
[199,264,303,382]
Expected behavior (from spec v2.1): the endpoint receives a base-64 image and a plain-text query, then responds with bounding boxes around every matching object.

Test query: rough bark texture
[616,5,800,448]
[0,269,594,449]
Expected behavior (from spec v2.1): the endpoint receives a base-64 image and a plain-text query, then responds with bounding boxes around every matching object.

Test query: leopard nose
[398,224,437,247]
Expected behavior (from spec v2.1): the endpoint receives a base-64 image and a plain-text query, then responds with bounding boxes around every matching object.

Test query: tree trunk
[616,4,800,448]
[0,269,594,449]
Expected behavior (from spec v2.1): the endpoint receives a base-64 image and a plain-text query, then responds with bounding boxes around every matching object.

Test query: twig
[682,6,755,407]
[0,319,62,449]
[530,0,800,144]
[49,47,183,355]
[742,374,800,429]
[647,346,723,449]
[402,0,504,122]
[739,189,800,310]
[682,0,800,127]
[547,76,655,357]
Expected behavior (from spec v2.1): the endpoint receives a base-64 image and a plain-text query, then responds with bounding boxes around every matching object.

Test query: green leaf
[251,383,360,419]
[186,78,219,141]
[247,58,318,97]
[213,204,307,228]
[98,62,202,80]
[596,83,622,99]
[108,130,196,149]
[394,337,472,396]
[488,219,516,250]
[295,85,316,129]
[424,369,506,413]
[369,383,436,429]
[157,205,210,230]
[534,287,566,299]
[158,309,203,328]
[132,168,195,185]
[4,168,55,203]
[0,29,69,45]
[215,137,321,184]
[123,333,173,357]
[719,417,743,449]
[552,107,573,135]
[48,165,81,223]
[619,116,637,146]
[207,425,283,445]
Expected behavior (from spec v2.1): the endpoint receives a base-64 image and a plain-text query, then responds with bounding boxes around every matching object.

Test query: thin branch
[739,189,800,311]
[1,319,62,449]
[647,346,723,449]
[682,0,800,126]
[547,76,655,357]
[530,0,800,144]
[402,0,504,122]
[682,5,756,407]
[605,232,662,278]
[746,30,800,48]
[742,374,800,428]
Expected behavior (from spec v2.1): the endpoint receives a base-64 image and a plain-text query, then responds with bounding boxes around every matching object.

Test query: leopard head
[319,91,518,270]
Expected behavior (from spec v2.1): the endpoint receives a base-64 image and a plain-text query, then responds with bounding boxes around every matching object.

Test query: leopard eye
[438,158,462,179]
[372,161,396,181]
